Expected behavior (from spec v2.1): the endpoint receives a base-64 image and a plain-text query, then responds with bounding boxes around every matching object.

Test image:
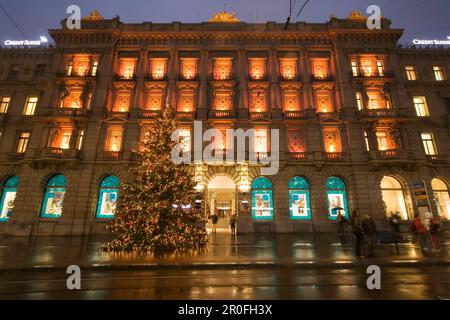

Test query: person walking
[411,213,427,253]
[361,213,378,257]
[429,215,442,254]
[211,210,219,234]
[230,213,237,235]
[350,210,363,257]
[389,212,401,234]
[337,212,346,244]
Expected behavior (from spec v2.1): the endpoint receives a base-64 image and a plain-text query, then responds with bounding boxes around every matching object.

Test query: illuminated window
[405,65,417,81]
[363,130,370,151]
[91,61,98,76]
[66,60,73,76]
[315,92,333,113]
[367,91,382,109]
[40,174,66,218]
[76,129,84,150]
[178,92,195,112]
[433,66,445,81]
[214,91,232,110]
[413,96,429,116]
[250,91,267,112]
[376,60,384,76]
[279,58,297,80]
[311,59,329,79]
[0,96,11,114]
[431,178,450,220]
[351,60,359,77]
[254,128,268,153]
[0,176,19,221]
[23,96,38,115]
[146,92,163,110]
[326,177,349,220]
[283,91,299,111]
[289,177,311,220]
[60,131,72,149]
[62,89,82,109]
[106,128,123,152]
[288,129,305,152]
[118,59,137,79]
[249,58,266,80]
[323,128,341,153]
[381,176,408,220]
[213,58,233,80]
[355,92,363,110]
[180,58,198,80]
[114,92,131,112]
[360,60,374,76]
[421,132,438,155]
[16,132,30,154]
[251,177,273,221]
[150,58,167,80]
[376,130,389,151]
[96,175,119,219]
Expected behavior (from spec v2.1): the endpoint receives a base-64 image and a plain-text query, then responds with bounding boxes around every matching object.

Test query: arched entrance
[207,175,236,233]
[381,176,409,220]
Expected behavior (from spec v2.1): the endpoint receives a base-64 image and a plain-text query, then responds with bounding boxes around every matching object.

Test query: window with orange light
[323,129,341,153]
[376,129,397,151]
[213,58,233,80]
[113,92,131,112]
[50,127,73,150]
[279,58,297,80]
[288,129,305,152]
[178,91,195,112]
[311,59,329,79]
[150,58,167,80]
[250,91,267,112]
[146,92,163,110]
[180,58,198,80]
[249,58,266,80]
[61,88,82,109]
[118,59,137,79]
[106,127,123,152]
[254,128,268,153]
[283,91,300,111]
[214,91,233,110]
[360,59,375,76]
[315,92,333,113]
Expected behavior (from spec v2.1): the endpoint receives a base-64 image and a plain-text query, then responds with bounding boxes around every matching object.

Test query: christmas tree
[102,104,207,253]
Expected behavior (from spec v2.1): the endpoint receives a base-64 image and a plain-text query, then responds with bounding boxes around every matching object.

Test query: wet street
[0,233,449,299]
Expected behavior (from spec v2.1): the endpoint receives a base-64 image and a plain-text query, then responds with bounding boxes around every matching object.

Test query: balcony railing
[372,149,415,160]
[311,75,333,82]
[317,112,340,121]
[426,154,448,163]
[248,74,269,81]
[289,152,307,160]
[358,108,398,118]
[102,151,122,160]
[36,148,82,160]
[324,152,344,161]
[114,74,136,81]
[352,70,394,78]
[178,74,199,81]
[41,107,89,117]
[209,73,237,81]
[175,111,195,120]
[145,74,168,81]
[249,111,271,121]
[208,110,236,119]
[58,70,98,79]
[107,111,130,120]
[6,152,25,161]
[283,110,306,120]
[139,110,161,119]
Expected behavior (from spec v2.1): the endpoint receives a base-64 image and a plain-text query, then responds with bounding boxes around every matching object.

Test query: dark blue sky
[1,0,449,44]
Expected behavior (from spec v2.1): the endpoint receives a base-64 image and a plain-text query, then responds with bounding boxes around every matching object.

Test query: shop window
[96,175,120,218]
[251,177,273,221]
[288,176,311,220]
[431,178,450,220]
[0,176,19,221]
[40,174,66,218]
[326,177,349,220]
[381,176,408,220]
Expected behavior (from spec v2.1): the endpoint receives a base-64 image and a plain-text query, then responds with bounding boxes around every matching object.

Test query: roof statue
[346,10,367,21]
[208,11,240,23]
[82,10,104,21]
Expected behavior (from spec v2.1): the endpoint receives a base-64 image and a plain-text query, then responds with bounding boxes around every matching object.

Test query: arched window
[288,176,311,220]
[0,176,19,221]
[381,176,408,220]
[40,174,66,218]
[326,177,349,220]
[431,178,450,219]
[96,175,120,218]
[251,177,273,220]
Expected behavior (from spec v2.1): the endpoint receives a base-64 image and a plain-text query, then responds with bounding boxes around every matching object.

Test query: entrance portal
[207,175,236,234]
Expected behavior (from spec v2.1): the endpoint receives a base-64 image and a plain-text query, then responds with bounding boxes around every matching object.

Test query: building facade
[0,10,449,236]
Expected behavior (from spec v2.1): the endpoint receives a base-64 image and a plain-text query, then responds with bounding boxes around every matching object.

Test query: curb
[1,259,449,273]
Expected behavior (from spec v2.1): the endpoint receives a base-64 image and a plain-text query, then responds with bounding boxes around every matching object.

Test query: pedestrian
[429,215,442,254]
[361,213,378,257]
[350,209,363,257]
[411,213,427,253]
[230,213,237,235]
[211,210,219,234]
[337,212,346,244]
[389,212,401,234]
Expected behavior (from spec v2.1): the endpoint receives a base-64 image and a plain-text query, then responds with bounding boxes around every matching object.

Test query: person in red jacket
[412,213,427,253]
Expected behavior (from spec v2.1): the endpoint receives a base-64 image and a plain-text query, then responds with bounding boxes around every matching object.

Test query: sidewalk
[0,232,449,272]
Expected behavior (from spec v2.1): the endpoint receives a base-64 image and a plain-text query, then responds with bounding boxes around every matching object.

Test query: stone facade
[0,11,449,236]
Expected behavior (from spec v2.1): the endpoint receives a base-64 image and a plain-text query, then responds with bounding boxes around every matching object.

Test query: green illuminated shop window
[96,175,119,219]
[326,176,349,220]
[251,177,274,221]
[0,176,19,221]
[288,176,311,220]
[40,174,66,218]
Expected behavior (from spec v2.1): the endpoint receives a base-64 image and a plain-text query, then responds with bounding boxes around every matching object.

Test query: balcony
[317,112,340,121]
[139,110,161,119]
[106,111,130,120]
[36,147,82,160]
[101,151,122,161]
[248,74,269,82]
[358,108,398,118]
[114,74,136,82]
[289,152,308,160]
[57,70,98,81]
[175,111,195,120]
[283,110,306,120]
[6,152,25,161]
[145,74,168,82]
[209,73,237,81]
[249,111,271,121]
[41,107,89,118]
[370,149,415,161]
[324,152,345,161]
[352,70,394,79]
[426,154,448,164]
[311,75,333,82]
[208,110,236,120]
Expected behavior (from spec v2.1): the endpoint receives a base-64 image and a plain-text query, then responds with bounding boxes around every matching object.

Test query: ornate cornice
[112,81,135,90]
[247,81,270,90]
[209,80,237,89]
[176,81,199,90]
[311,81,335,90]
[280,81,303,90]
[144,81,168,90]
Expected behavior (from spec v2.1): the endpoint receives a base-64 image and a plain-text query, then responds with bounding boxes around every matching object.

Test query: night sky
[1,0,449,45]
